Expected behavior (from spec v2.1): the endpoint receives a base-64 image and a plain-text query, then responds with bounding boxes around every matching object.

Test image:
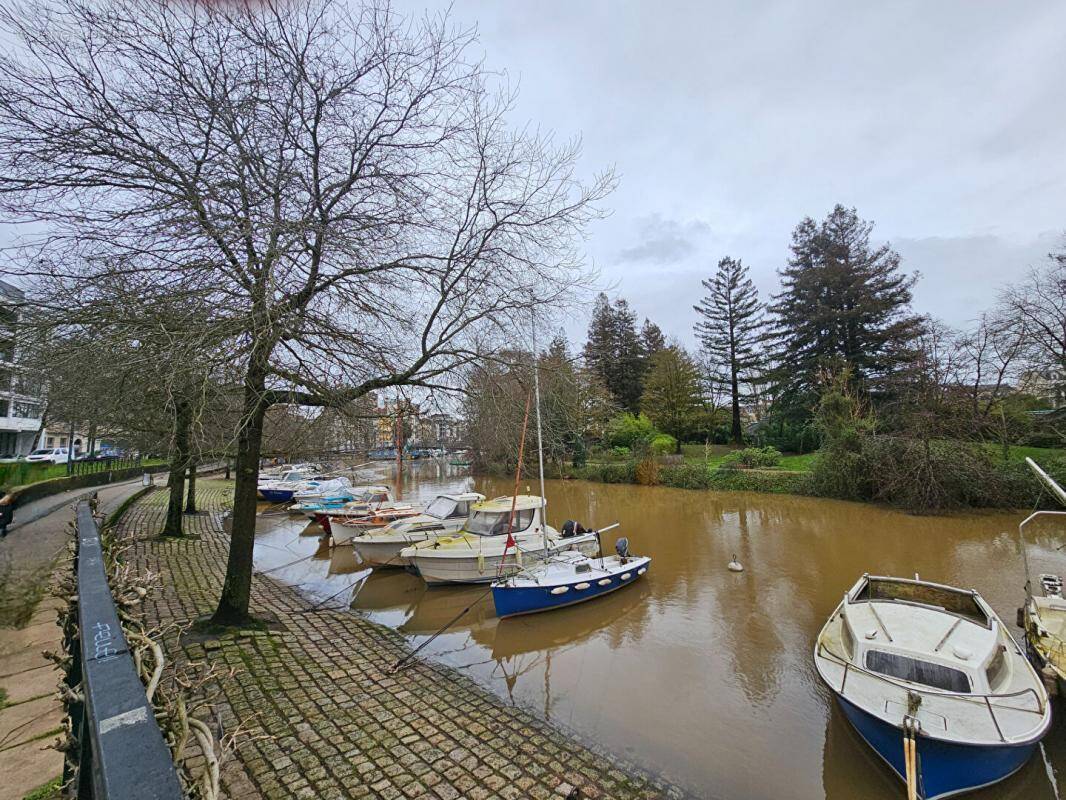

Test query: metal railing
[68,456,144,478]
[65,500,182,799]
[817,642,1045,743]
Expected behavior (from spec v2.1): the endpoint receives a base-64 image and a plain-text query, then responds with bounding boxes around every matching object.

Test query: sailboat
[488,307,651,615]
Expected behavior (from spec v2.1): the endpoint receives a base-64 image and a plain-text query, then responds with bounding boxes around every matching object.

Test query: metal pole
[531,308,547,553]
[67,420,75,475]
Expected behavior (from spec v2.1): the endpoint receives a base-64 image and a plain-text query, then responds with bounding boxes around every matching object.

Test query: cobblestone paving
[122,482,687,800]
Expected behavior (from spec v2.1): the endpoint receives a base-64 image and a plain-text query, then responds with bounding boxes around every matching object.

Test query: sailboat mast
[531,308,548,552]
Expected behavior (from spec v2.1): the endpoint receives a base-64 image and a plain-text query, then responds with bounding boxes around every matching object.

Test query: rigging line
[388,585,495,674]
[498,387,534,579]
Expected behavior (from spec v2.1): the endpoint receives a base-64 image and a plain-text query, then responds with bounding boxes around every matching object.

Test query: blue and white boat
[492,533,650,618]
[815,574,1051,799]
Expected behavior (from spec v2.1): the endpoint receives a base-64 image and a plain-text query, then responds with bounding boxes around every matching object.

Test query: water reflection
[251,461,1066,800]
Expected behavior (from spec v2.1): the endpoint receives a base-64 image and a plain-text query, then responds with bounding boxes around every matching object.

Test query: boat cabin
[463,495,547,537]
[838,575,1008,695]
[350,485,393,504]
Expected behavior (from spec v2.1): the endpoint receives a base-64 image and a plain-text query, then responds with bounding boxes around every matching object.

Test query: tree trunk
[730,369,743,446]
[211,369,268,626]
[184,460,198,514]
[161,400,191,537]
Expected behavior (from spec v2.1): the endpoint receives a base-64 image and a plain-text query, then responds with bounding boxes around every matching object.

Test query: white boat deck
[815,576,1049,746]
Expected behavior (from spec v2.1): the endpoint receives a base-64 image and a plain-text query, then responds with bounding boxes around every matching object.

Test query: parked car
[0,453,20,463]
[25,447,73,464]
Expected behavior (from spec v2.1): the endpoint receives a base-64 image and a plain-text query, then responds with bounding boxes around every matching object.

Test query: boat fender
[477,552,485,573]
[637,567,646,575]
[551,586,569,595]
[516,549,523,567]
[597,578,611,586]
[575,582,591,590]
[727,554,743,572]
[621,573,631,580]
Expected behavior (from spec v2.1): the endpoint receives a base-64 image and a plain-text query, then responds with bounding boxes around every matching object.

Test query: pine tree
[641,319,667,356]
[582,293,646,413]
[640,346,703,452]
[769,205,923,408]
[693,256,764,444]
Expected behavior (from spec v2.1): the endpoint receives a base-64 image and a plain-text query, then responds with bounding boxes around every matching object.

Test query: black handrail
[65,500,182,799]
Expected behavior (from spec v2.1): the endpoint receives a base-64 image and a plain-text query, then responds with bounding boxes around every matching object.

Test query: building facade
[0,280,45,456]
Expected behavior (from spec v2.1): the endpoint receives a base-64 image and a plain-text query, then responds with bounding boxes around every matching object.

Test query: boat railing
[817,642,1045,742]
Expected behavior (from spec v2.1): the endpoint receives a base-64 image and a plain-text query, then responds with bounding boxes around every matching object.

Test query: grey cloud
[617,215,711,264]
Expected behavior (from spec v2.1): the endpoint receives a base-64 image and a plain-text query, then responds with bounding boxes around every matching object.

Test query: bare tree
[0,0,611,625]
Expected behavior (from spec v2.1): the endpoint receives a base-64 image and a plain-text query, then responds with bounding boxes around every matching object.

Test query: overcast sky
[399,0,1066,345]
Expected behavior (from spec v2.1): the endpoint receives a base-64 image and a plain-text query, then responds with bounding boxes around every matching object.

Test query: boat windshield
[425,497,458,519]
[855,578,990,627]
[466,508,534,536]
[865,650,971,693]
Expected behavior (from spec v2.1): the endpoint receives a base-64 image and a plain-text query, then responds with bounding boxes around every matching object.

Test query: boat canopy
[850,575,990,628]
[464,495,545,537]
[424,493,483,520]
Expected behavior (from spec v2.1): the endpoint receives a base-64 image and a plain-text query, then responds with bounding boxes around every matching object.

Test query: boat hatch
[854,577,990,627]
[575,562,592,574]
[865,650,971,693]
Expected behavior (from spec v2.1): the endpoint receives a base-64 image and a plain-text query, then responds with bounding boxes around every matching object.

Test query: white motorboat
[401,495,600,586]
[291,476,353,503]
[348,492,485,565]
[815,574,1050,799]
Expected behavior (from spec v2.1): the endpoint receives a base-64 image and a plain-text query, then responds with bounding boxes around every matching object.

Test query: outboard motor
[561,520,587,539]
[615,537,630,562]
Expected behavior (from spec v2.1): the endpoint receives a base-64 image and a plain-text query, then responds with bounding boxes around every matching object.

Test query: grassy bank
[561,443,1066,511]
[0,458,165,493]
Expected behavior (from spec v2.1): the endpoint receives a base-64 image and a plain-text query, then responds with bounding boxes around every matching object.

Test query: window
[453,501,470,518]
[466,508,534,536]
[13,401,40,419]
[0,369,10,390]
[865,651,970,693]
[46,437,54,447]
[986,645,1009,690]
[425,497,458,519]
[0,399,7,417]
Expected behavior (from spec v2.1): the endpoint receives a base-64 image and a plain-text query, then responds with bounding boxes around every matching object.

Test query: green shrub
[605,413,659,449]
[649,434,677,455]
[719,446,782,470]
[610,446,631,458]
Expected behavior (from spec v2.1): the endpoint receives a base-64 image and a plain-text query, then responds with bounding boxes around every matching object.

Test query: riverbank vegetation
[466,207,1066,513]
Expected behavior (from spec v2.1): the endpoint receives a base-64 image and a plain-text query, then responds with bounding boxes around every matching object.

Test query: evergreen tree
[640,346,703,452]
[693,256,764,444]
[769,205,923,409]
[641,318,667,356]
[582,293,646,413]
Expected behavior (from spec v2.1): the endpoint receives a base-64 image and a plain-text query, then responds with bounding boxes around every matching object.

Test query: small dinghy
[492,532,650,618]
[815,574,1050,800]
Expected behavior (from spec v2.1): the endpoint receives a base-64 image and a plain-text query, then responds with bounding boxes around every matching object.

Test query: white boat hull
[409,533,601,586]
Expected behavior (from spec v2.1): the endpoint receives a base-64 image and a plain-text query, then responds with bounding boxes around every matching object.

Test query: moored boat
[348,492,485,566]
[815,574,1050,800]
[1018,458,1066,698]
[401,495,600,586]
[492,534,650,618]
[290,485,393,520]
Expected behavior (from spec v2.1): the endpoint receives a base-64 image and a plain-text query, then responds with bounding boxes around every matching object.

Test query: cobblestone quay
[122,482,686,800]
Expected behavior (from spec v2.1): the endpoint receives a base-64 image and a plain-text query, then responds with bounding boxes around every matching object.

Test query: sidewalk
[0,478,150,800]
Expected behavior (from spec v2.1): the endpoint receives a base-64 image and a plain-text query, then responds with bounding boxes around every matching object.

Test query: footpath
[122,481,686,800]
[0,476,150,800]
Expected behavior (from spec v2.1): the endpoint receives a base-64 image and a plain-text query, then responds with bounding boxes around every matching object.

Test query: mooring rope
[388,585,495,674]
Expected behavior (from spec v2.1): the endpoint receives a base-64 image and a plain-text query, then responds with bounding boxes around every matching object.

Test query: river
[251,461,1066,800]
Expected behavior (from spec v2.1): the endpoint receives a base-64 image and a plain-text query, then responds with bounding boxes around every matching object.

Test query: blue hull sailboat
[815,574,1050,799]
[492,534,650,618]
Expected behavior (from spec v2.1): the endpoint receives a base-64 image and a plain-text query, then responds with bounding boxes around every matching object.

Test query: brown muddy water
[252,461,1066,800]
